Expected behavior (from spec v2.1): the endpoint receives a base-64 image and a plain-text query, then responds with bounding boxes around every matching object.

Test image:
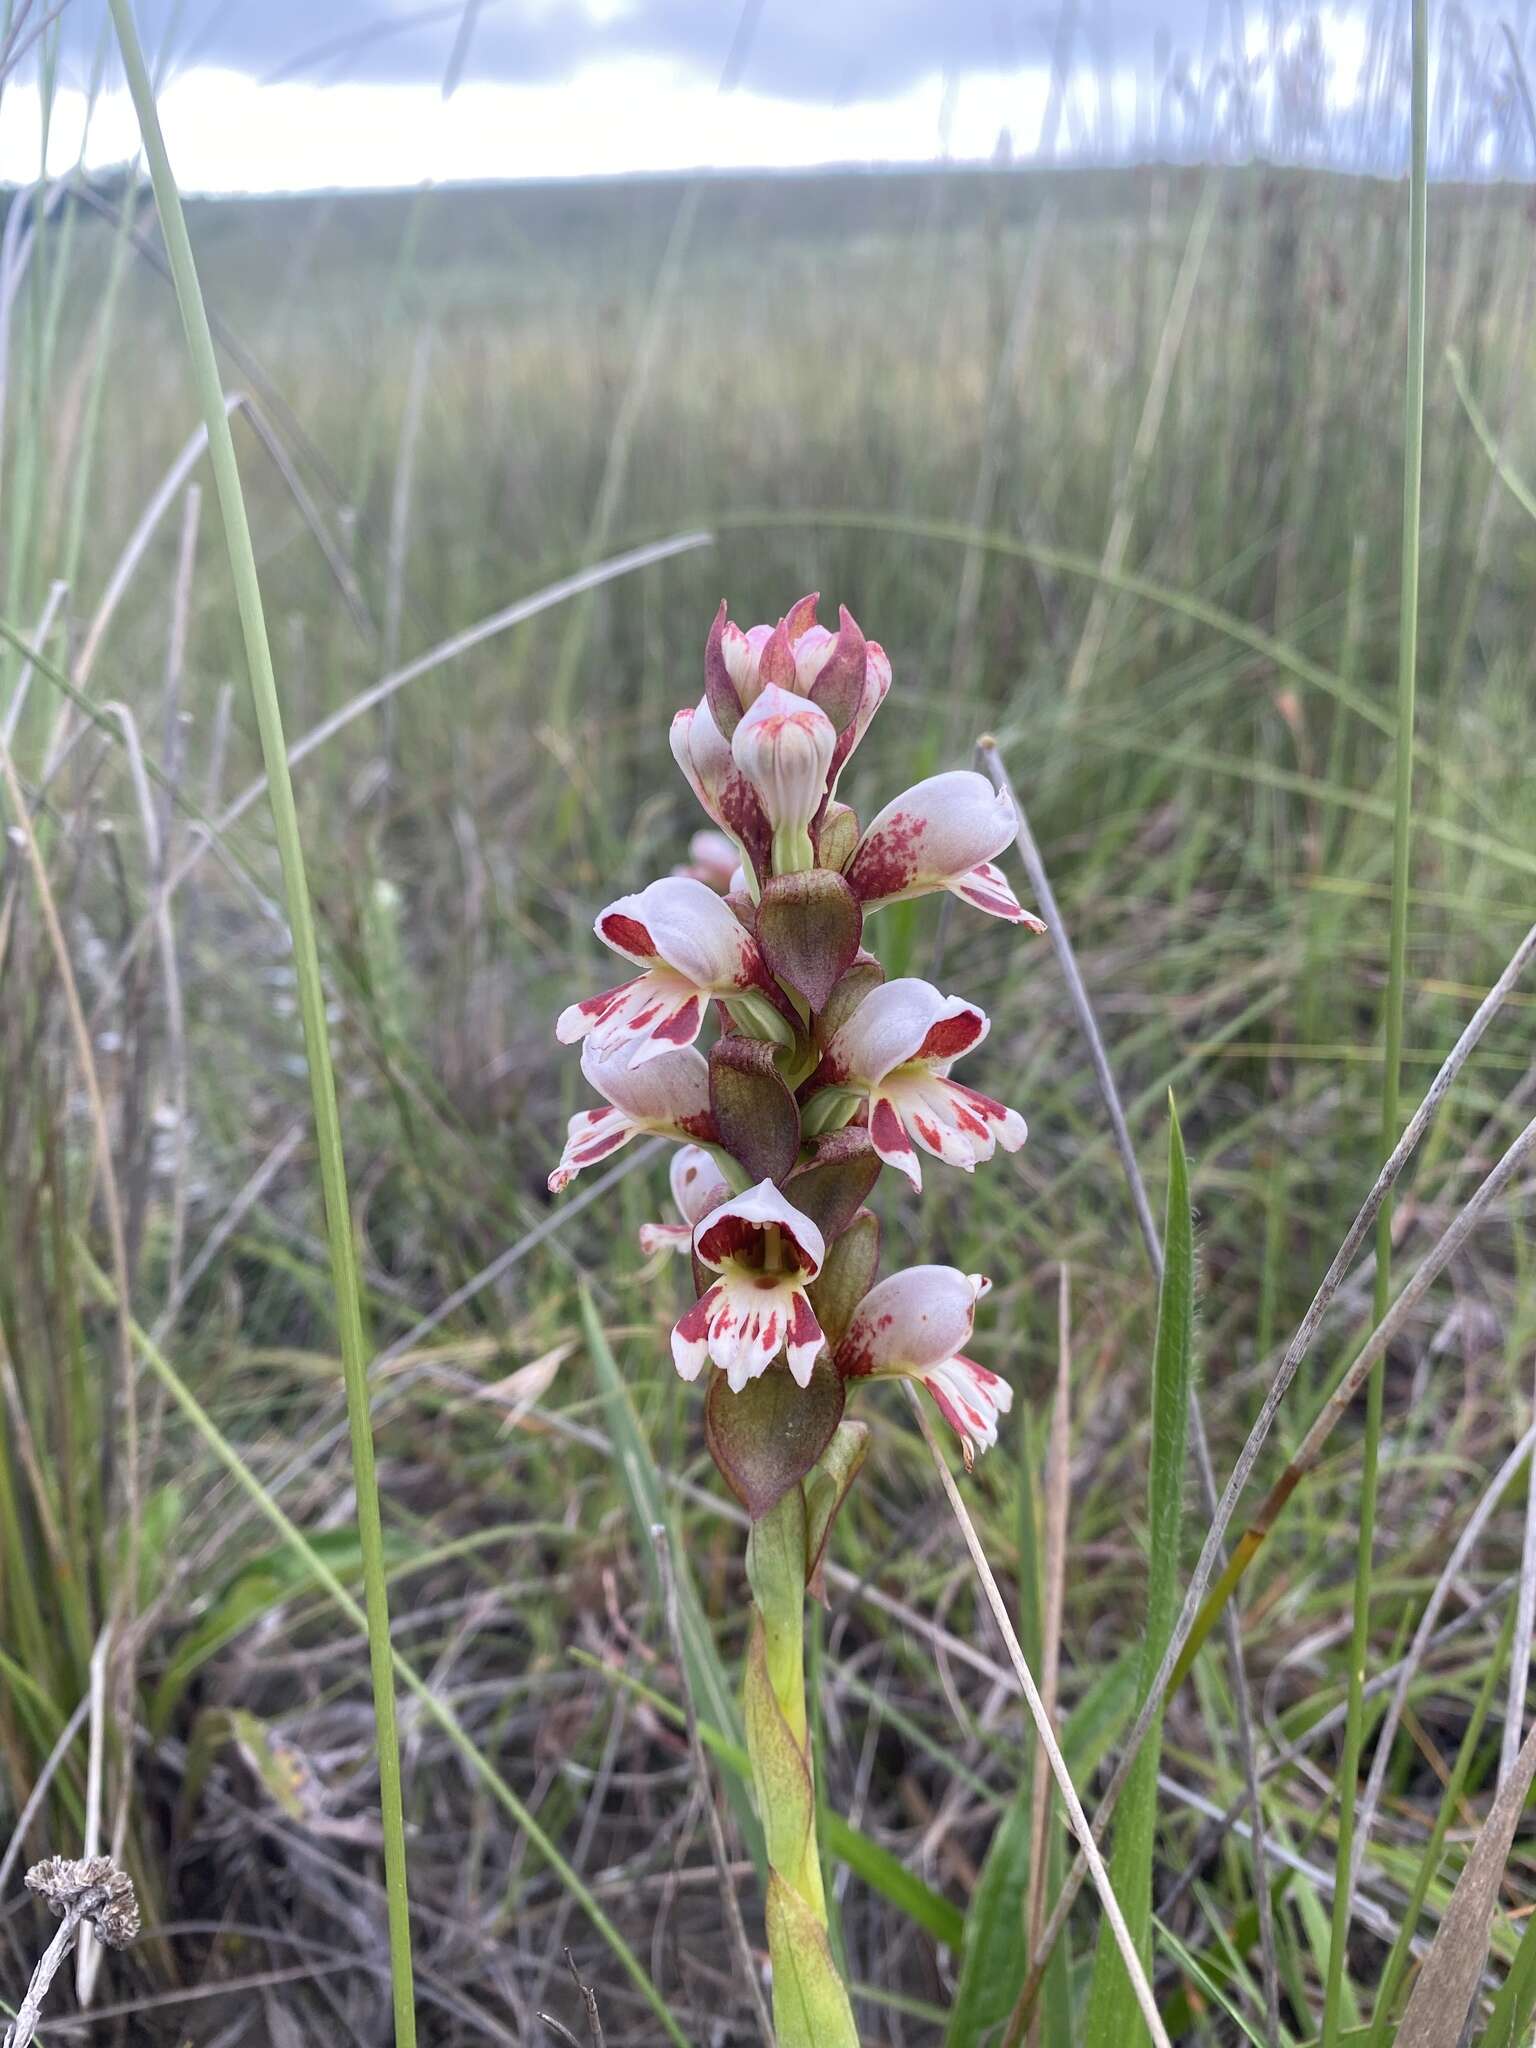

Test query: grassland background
[2,156,1536,2042]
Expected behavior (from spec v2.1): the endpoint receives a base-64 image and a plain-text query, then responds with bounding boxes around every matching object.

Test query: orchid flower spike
[671,1180,827,1392]
[818,976,1027,1189]
[836,1267,1011,1466]
[845,769,1045,926]
[639,1143,730,1255]
[557,876,771,1066]
[548,1042,716,1192]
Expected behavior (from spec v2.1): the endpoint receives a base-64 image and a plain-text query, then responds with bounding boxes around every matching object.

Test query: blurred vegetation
[2,157,1535,2042]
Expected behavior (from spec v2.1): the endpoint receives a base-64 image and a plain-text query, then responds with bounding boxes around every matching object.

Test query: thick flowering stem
[745,1491,860,2048]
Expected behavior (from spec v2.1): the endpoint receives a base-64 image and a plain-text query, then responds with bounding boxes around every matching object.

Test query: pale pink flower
[556,876,767,1066]
[639,1144,731,1254]
[707,596,889,800]
[675,829,740,892]
[731,685,837,843]
[837,1266,1011,1459]
[820,977,1026,1190]
[671,1180,827,1392]
[843,770,1042,926]
[548,1043,716,1193]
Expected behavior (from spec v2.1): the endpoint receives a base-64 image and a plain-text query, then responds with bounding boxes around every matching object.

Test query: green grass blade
[80,1250,692,2048]
[1323,8,1428,2039]
[579,1287,765,1874]
[1083,1097,1194,2048]
[102,10,418,2037]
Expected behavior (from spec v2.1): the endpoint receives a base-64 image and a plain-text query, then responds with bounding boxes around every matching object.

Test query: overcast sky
[2,1,1527,191]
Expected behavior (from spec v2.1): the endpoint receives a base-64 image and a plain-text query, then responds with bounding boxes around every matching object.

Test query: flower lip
[693,1178,826,1280]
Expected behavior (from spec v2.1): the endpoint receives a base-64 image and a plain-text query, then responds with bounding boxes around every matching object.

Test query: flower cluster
[550,595,1040,1471]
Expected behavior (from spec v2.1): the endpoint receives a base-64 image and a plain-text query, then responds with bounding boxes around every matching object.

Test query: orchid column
[550,596,1040,2048]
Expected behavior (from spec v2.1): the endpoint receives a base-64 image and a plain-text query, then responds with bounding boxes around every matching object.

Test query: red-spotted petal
[556,969,705,1065]
[878,1070,1027,1173]
[845,771,1018,911]
[836,1266,991,1378]
[921,1354,1013,1458]
[950,859,1044,928]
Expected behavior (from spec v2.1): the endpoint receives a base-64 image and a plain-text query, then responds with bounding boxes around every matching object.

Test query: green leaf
[1084,1097,1194,2048]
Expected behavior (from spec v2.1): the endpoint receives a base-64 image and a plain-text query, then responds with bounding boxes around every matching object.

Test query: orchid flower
[675,829,740,892]
[844,769,1044,925]
[836,1267,1012,1467]
[731,685,837,877]
[556,876,771,1066]
[638,1143,730,1254]
[547,1042,716,1192]
[547,593,1042,2048]
[671,1180,827,1392]
[817,976,1027,1189]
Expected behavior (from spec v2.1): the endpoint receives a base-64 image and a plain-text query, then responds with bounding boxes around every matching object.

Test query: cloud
[57,0,1246,98]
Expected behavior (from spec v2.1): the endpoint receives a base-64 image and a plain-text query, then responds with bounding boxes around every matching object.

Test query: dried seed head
[25,1855,140,1948]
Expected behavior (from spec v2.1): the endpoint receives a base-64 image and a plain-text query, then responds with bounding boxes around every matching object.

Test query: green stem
[103,9,418,2042]
[744,1491,859,2048]
[1321,6,1426,2040]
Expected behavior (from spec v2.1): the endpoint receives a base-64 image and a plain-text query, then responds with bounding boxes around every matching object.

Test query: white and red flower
[731,685,837,843]
[836,1266,1011,1461]
[639,1144,731,1255]
[670,1180,827,1392]
[820,977,1026,1190]
[843,770,1042,926]
[669,698,771,881]
[548,1043,716,1193]
[556,876,768,1066]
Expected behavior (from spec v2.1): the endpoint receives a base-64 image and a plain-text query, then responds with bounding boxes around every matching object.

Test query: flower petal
[921,1354,1013,1459]
[639,1219,694,1255]
[693,1178,826,1279]
[701,1272,811,1392]
[879,1070,1026,1172]
[948,858,1045,928]
[580,1040,715,1134]
[836,1265,990,1378]
[558,970,705,1065]
[594,876,760,991]
[822,978,988,1088]
[670,1143,730,1227]
[731,684,836,837]
[869,1092,922,1190]
[548,1104,636,1193]
[671,1282,722,1381]
[785,1289,828,1388]
[844,771,1018,911]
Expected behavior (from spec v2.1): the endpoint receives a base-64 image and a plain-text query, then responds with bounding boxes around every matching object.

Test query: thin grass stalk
[1322,6,1427,2034]
[101,7,419,2039]
[902,1385,1173,2048]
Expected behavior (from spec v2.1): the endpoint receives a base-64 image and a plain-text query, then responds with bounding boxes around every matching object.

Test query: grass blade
[102,10,418,2037]
[1322,6,1428,2032]
[1082,1098,1194,2047]
[578,1287,764,1874]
